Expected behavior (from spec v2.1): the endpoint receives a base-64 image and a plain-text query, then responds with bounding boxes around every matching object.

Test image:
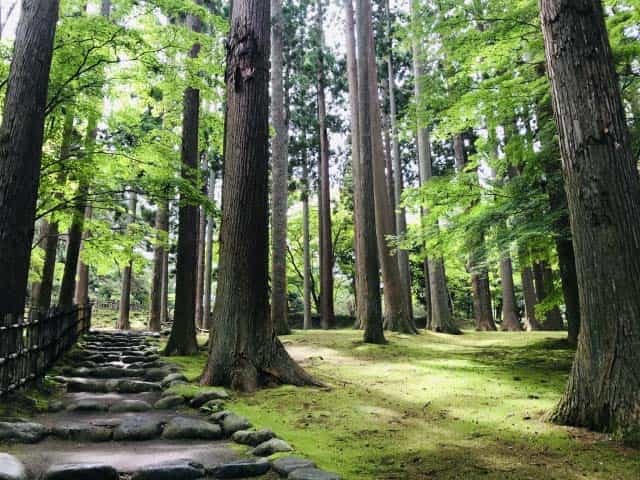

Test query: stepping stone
[48,400,65,412]
[161,372,188,388]
[66,378,107,393]
[217,412,251,436]
[66,400,109,412]
[144,368,174,381]
[232,429,276,447]
[190,389,230,407]
[44,464,118,480]
[121,356,150,364]
[271,457,316,477]
[288,468,341,480]
[131,459,205,480]
[109,400,152,412]
[105,379,161,393]
[250,438,293,456]
[154,395,185,409]
[162,416,222,440]
[209,457,270,478]
[113,417,163,441]
[0,453,26,480]
[52,423,112,442]
[69,367,92,377]
[200,399,226,413]
[90,367,144,379]
[0,421,48,443]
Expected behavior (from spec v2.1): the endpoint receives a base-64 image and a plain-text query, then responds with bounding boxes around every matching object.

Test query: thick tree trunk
[365,1,414,335]
[195,202,206,329]
[117,192,137,330]
[149,201,168,332]
[161,235,170,325]
[541,0,640,440]
[386,1,414,325]
[201,0,318,390]
[499,255,521,331]
[38,219,59,312]
[302,154,313,330]
[0,0,60,319]
[203,174,216,330]
[428,258,460,334]
[165,1,202,355]
[541,265,564,330]
[316,1,335,330]
[270,0,291,335]
[353,0,385,344]
[520,263,541,331]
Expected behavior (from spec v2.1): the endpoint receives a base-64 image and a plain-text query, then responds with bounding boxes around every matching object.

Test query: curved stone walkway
[0,330,340,480]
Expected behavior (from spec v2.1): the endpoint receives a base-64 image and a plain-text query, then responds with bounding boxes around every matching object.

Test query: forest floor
[166,329,640,480]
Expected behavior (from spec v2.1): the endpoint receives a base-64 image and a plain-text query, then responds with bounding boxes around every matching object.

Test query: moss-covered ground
[167,329,639,480]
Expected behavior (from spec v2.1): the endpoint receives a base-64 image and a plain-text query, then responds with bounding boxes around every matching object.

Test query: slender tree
[0,0,61,319]
[541,0,640,440]
[203,172,216,329]
[165,0,203,355]
[271,0,291,335]
[117,192,137,330]
[149,201,168,331]
[302,150,313,330]
[201,0,319,390]
[499,254,521,331]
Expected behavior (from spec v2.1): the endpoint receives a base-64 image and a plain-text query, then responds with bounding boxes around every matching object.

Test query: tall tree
[117,192,137,330]
[0,0,61,319]
[302,149,313,330]
[316,0,335,330]
[541,0,640,440]
[203,171,216,330]
[270,0,291,335]
[353,0,385,344]
[202,0,318,390]
[165,0,203,355]
[149,201,168,331]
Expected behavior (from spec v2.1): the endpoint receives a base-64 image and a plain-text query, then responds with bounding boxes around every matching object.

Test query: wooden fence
[0,304,92,397]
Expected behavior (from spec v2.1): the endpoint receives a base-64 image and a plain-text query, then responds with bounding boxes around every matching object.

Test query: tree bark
[541,0,640,440]
[365,0,414,335]
[541,264,564,330]
[203,173,216,330]
[302,152,313,330]
[74,204,92,306]
[201,0,319,390]
[520,263,541,331]
[0,0,60,318]
[161,231,170,325]
[38,219,59,312]
[499,255,521,331]
[270,0,291,335]
[195,201,207,329]
[353,0,385,344]
[316,0,335,330]
[149,201,168,332]
[165,0,202,355]
[117,192,136,330]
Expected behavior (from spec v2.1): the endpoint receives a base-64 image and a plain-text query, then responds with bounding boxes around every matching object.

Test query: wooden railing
[0,304,92,397]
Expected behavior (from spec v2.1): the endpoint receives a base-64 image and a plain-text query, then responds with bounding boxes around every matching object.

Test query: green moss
[151,330,640,479]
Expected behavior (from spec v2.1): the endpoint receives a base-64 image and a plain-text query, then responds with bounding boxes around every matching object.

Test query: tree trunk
[541,0,640,440]
[201,0,319,390]
[365,0,414,335]
[270,0,291,335]
[520,263,541,331]
[386,0,413,325]
[195,202,206,329]
[302,153,312,330]
[0,0,60,319]
[165,1,202,355]
[316,0,335,330]
[38,219,59,312]
[74,204,92,306]
[203,174,216,330]
[428,258,460,334]
[353,0,385,344]
[149,201,168,332]
[557,237,580,344]
[541,264,564,330]
[499,255,521,331]
[117,192,137,330]
[161,233,170,325]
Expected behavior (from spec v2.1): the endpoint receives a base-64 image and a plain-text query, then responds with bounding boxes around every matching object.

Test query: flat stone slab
[162,416,222,440]
[109,400,152,413]
[288,468,341,480]
[65,378,108,393]
[271,457,316,476]
[0,421,48,443]
[131,459,205,480]
[190,390,230,408]
[0,453,26,480]
[208,457,270,478]
[65,400,109,412]
[161,373,188,388]
[113,417,164,441]
[214,412,251,436]
[154,395,185,409]
[44,464,118,480]
[232,429,276,447]
[250,438,292,456]
[105,379,161,394]
[52,423,112,442]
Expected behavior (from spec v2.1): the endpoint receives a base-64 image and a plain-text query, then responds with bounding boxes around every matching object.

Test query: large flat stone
[131,459,205,480]
[105,379,161,394]
[0,422,48,443]
[65,400,109,412]
[217,412,251,436]
[250,438,293,456]
[271,457,316,476]
[0,453,26,480]
[190,390,230,408]
[52,423,112,442]
[231,429,276,447]
[44,464,118,480]
[162,416,222,440]
[113,417,163,441]
[208,457,270,478]
[154,395,185,410]
[109,400,152,413]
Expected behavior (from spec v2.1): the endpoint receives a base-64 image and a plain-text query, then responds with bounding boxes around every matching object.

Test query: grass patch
[166,329,640,479]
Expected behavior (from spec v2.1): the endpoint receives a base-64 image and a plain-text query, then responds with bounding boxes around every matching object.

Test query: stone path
[0,330,340,480]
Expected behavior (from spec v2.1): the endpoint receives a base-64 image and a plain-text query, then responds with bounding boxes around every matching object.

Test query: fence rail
[0,304,92,397]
